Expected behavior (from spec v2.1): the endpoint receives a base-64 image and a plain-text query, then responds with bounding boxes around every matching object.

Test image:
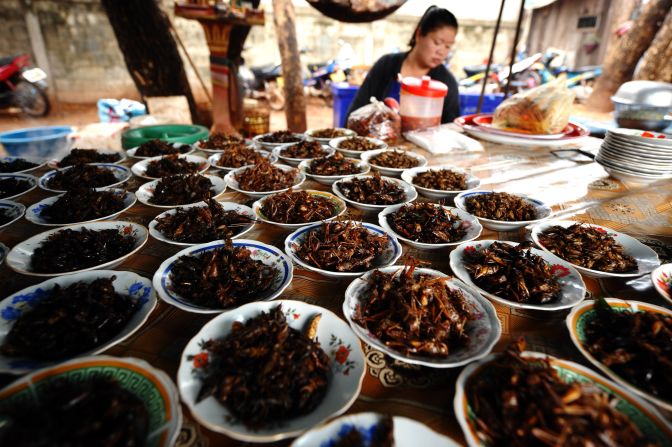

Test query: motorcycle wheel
[265,81,285,111]
[14,81,50,117]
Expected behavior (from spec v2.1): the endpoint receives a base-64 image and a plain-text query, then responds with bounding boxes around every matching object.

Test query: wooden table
[1,138,671,446]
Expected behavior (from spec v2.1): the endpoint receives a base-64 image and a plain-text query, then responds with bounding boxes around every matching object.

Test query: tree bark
[586,0,672,112]
[635,11,672,82]
[272,0,307,132]
[101,0,200,123]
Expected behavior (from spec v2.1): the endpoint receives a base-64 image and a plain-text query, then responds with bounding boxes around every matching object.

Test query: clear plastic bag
[347,97,401,143]
[492,77,575,134]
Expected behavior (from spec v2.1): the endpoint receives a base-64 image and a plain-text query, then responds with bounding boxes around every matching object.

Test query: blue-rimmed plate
[0,156,46,173]
[0,243,7,266]
[454,190,552,231]
[153,239,293,314]
[177,299,365,442]
[284,221,402,279]
[0,270,157,374]
[0,200,26,230]
[38,163,132,193]
[25,188,136,226]
[0,173,38,200]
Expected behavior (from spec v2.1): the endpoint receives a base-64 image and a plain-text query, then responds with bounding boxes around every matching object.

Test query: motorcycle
[239,62,285,111]
[0,54,50,117]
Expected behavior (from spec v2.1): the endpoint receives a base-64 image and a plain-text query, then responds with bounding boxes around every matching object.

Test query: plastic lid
[400,76,448,98]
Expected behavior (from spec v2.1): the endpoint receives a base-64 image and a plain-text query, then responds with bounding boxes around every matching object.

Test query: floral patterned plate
[0,270,156,374]
[177,299,365,442]
[449,240,586,311]
[343,266,500,368]
[651,263,672,305]
[38,163,132,193]
[0,355,181,447]
[0,199,25,230]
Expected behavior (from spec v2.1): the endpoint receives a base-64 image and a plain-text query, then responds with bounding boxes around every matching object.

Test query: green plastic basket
[121,124,209,150]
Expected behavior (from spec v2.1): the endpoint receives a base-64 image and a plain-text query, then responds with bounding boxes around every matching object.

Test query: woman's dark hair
[409,6,458,48]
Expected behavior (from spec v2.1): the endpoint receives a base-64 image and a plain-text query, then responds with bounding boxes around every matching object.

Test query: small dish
[284,221,402,279]
[224,163,305,199]
[194,136,250,153]
[449,239,586,311]
[454,190,552,231]
[0,243,7,266]
[298,157,370,186]
[332,174,418,213]
[360,148,427,177]
[0,173,38,200]
[0,199,26,230]
[38,164,132,193]
[207,149,277,173]
[378,203,482,250]
[125,142,195,159]
[272,143,335,166]
[651,263,672,304]
[153,239,293,314]
[135,174,227,208]
[401,165,481,201]
[304,127,356,144]
[0,156,46,173]
[0,270,157,374]
[48,149,126,169]
[343,266,501,368]
[25,188,137,226]
[0,355,181,447]
[131,154,210,179]
[177,299,365,443]
[531,220,661,278]
[329,136,387,158]
[253,189,347,229]
[6,221,148,277]
[148,201,256,246]
[567,298,672,413]
[253,132,305,151]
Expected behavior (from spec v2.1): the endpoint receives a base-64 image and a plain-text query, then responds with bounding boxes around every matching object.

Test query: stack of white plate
[596,128,672,183]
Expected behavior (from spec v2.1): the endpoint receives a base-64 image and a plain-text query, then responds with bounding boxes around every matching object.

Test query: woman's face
[414,26,456,69]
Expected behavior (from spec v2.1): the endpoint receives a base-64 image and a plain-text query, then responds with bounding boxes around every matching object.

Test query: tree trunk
[101,0,200,123]
[635,11,672,82]
[586,0,672,112]
[272,0,307,132]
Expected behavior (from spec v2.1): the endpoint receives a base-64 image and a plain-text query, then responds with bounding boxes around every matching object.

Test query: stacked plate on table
[596,128,672,183]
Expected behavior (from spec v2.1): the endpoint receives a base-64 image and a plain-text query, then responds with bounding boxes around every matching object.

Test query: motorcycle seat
[251,64,280,77]
[0,55,18,66]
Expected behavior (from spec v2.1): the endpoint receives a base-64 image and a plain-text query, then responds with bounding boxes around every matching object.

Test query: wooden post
[635,11,672,82]
[586,0,672,112]
[272,0,307,132]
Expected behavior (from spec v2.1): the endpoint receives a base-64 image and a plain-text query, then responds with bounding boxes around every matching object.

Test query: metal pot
[611,81,672,132]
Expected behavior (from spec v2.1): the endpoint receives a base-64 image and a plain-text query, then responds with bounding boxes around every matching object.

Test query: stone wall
[0,0,517,104]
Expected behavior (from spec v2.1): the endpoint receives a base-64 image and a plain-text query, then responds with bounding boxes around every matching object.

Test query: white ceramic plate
[253,132,306,151]
[6,221,148,276]
[0,156,46,173]
[454,351,672,447]
[329,136,387,158]
[153,239,293,314]
[0,270,157,374]
[126,142,195,159]
[304,127,356,144]
[531,220,661,278]
[360,148,427,177]
[0,173,38,200]
[38,163,131,193]
[332,174,418,213]
[378,203,482,250]
[253,190,347,229]
[344,266,501,368]
[454,190,552,231]
[48,149,126,169]
[298,157,370,186]
[292,412,460,447]
[273,143,335,166]
[207,149,277,173]
[131,154,209,179]
[608,128,672,148]
[0,243,7,266]
[149,201,256,246]
[401,165,481,201]
[224,163,305,198]
[0,199,26,230]
[25,188,137,226]
[567,298,672,413]
[284,221,402,279]
[651,263,672,304]
[449,240,586,311]
[177,299,365,443]
[135,174,226,208]
[194,137,250,153]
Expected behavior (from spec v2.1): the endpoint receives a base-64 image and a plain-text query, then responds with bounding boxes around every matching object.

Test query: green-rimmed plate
[0,355,182,447]
[252,189,347,229]
[567,298,672,412]
[454,351,672,447]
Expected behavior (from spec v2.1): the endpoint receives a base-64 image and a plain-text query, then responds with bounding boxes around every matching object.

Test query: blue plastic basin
[0,126,72,157]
